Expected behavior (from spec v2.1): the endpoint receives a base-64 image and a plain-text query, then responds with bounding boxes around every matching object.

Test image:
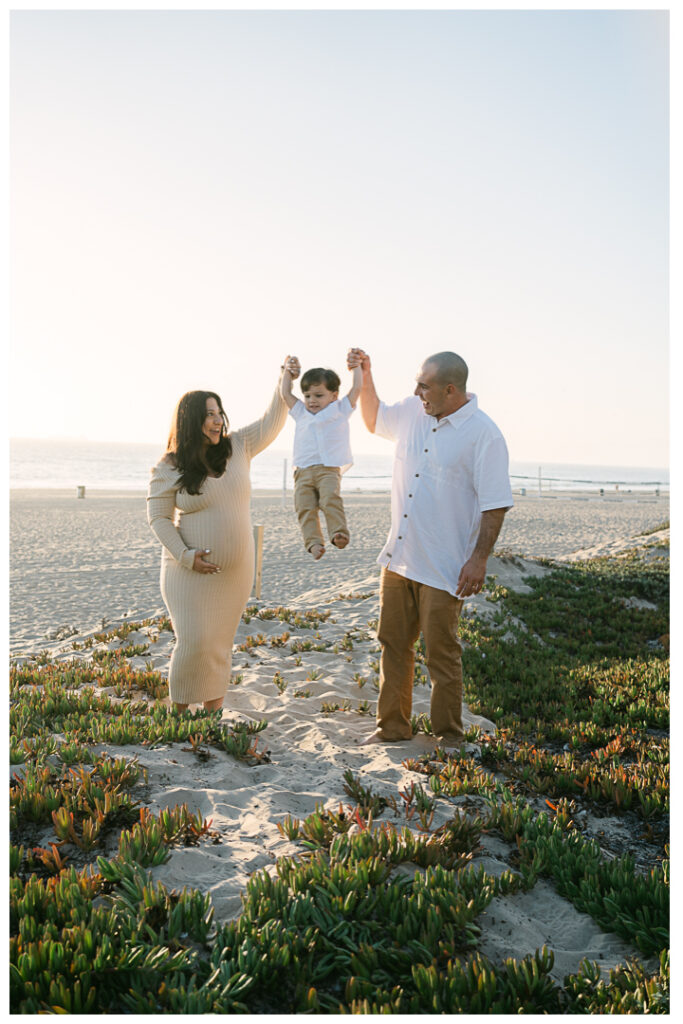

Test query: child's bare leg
[309,543,325,560]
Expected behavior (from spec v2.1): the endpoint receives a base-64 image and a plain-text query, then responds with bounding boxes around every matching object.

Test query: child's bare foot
[309,544,325,560]
[332,533,349,549]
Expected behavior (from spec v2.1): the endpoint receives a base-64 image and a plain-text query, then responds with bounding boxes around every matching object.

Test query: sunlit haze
[10,9,669,468]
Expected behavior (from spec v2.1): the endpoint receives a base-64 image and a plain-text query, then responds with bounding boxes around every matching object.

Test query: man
[348,348,513,748]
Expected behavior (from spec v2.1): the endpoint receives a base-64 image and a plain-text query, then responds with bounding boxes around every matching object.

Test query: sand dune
[9,486,668,984]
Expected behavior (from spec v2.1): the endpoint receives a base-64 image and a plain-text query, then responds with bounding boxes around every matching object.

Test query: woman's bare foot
[358,729,385,745]
[309,543,325,560]
[203,697,224,712]
[332,533,349,549]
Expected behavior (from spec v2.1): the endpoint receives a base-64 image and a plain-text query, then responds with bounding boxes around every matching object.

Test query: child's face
[302,382,338,414]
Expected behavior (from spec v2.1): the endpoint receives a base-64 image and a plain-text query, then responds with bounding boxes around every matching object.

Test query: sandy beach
[9,487,669,654]
[9,486,669,993]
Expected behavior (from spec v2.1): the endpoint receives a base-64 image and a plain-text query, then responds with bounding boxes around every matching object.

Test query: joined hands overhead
[347,348,369,371]
[283,356,301,379]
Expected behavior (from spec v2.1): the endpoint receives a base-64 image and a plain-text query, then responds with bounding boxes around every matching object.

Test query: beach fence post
[77,486,86,499]
[538,467,542,495]
[282,458,287,508]
[252,524,264,599]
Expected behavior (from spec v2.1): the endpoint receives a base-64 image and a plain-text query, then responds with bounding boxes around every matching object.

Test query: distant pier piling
[252,524,264,599]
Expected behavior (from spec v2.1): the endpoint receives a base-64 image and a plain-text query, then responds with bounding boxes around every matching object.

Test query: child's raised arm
[280,355,300,409]
[346,357,363,408]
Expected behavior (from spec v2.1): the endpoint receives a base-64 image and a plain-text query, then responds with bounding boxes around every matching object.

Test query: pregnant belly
[179,512,254,571]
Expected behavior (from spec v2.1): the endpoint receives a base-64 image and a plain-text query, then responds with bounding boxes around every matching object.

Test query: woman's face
[202,397,225,445]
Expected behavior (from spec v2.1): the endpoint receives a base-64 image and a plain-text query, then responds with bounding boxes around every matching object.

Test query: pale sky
[9,7,669,467]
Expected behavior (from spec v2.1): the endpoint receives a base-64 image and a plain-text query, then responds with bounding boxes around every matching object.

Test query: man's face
[414,362,452,419]
[302,382,338,414]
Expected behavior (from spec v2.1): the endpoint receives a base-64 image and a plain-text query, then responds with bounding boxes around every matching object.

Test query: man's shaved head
[423,352,469,393]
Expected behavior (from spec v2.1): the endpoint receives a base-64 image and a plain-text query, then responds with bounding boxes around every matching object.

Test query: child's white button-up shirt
[289,395,355,470]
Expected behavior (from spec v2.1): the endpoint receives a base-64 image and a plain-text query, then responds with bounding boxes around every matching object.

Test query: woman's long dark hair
[166,390,232,494]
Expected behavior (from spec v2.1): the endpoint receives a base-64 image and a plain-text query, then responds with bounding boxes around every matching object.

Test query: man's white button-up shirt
[375,393,513,596]
[290,395,355,470]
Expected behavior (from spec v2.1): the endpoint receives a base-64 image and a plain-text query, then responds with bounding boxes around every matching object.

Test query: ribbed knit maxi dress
[147,389,287,704]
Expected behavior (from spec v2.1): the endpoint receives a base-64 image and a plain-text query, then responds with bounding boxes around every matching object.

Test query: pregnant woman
[147,358,299,711]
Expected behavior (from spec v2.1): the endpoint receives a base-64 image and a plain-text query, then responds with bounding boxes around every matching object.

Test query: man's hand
[455,508,508,598]
[347,347,370,372]
[455,554,487,598]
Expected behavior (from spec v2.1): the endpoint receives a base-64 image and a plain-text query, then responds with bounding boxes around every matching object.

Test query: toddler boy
[281,356,362,559]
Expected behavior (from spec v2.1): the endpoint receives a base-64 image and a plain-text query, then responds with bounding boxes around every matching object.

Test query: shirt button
[432,428,437,432]
[398,535,402,540]
[403,514,408,518]
[408,493,413,498]
[415,473,419,478]
[424,449,428,453]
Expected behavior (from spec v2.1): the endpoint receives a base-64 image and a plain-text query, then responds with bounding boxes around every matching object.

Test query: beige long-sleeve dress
[147,388,287,704]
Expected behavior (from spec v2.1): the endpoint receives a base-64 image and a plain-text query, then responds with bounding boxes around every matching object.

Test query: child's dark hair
[300,367,341,393]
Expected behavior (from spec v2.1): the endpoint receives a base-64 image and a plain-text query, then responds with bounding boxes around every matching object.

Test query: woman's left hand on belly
[192,549,221,574]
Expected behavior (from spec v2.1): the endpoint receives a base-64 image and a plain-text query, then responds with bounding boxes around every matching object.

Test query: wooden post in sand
[252,524,264,599]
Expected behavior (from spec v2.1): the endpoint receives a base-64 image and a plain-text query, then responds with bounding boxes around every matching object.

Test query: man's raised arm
[347,348,379,433]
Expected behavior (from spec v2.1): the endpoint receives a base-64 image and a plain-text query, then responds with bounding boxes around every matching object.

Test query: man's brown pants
[376,568,465,743]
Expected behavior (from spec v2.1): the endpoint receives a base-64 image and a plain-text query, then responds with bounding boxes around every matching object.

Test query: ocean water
[9,439,669,494]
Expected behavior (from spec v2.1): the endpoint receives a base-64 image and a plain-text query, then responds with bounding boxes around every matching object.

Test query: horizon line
[8,436,670,475]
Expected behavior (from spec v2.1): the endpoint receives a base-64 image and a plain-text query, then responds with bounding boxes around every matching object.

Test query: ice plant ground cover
[10,536,669,1013]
